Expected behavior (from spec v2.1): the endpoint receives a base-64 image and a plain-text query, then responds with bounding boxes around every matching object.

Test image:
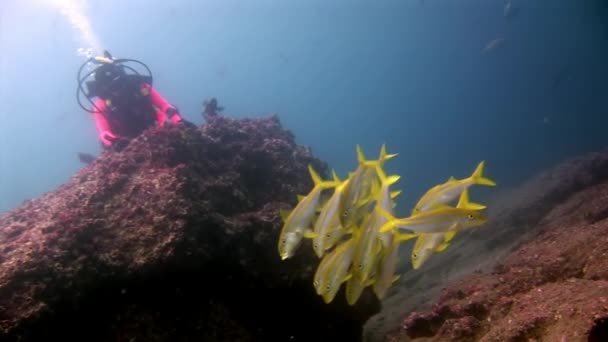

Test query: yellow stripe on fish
[378,206,487,234]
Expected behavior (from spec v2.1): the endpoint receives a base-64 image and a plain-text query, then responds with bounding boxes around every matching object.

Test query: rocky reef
[365,151,608,341]
[0,113,379,341]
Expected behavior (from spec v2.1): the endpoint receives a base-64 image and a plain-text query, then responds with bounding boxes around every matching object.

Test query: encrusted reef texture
[0,114,380,342]
[381,151,608,342]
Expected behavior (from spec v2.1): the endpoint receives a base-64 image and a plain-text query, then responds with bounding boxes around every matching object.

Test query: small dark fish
[202,98,225,119]
[78,152,96,164]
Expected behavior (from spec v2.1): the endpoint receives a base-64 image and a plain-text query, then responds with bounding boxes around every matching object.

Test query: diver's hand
[170,114,183,124]
[100,131,119,146]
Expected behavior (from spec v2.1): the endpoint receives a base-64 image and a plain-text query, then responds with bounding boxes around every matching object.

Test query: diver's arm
[144,83,183,125]
[92,98,118,146]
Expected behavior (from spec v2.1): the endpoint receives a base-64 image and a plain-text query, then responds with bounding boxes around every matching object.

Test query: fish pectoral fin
[303,230,317,239]
[392,275,401,283]
[395,232,417,242]
[343,274,353,282]
[444,231,457,242]
[434,242,451,252]
[364,278,376,286]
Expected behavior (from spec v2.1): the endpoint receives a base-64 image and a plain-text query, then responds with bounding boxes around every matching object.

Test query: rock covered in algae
[0,112,379,342]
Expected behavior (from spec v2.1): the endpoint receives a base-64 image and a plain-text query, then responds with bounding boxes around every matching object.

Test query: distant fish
[202,97,225,119]
[78,152,96,164]
[504,0,519,21]
[481,38,505,55]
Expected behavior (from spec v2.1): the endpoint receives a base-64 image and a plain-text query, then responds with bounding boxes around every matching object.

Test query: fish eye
[467,214,474,219]
[326,285,331,290]
[413,253,417,258]
[326,233,331,238]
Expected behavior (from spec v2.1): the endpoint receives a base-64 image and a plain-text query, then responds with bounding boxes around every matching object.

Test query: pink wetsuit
[93,82,182,146]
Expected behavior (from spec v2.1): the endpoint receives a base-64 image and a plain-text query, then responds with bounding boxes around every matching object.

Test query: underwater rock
[374,150,608,342]
[0,113,379,341]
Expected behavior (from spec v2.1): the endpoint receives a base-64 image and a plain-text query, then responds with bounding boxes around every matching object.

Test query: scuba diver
[77,50,184,149]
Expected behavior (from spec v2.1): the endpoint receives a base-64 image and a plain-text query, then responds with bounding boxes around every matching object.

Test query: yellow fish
[340,144,397,228]
[372,235,403,300]
[278,165,338,260]
[412,161,495,214]
[410,188,481,269]
[322,238,357,304]
[379,206,487,234]
[312,171,350,258]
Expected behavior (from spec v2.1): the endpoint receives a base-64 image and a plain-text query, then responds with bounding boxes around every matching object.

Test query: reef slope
[373,151,608,341]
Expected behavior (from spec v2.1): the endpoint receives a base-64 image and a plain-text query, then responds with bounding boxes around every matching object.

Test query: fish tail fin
[309,165,340,189]
[308,164,323,186]
[356,144,366,164]
[375,164,401,186]
[378,143,398,161]
[471,161,496,186]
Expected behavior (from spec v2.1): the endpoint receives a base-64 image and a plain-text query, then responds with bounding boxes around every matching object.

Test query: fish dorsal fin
[448,176,456,182]
[297,194,305,202]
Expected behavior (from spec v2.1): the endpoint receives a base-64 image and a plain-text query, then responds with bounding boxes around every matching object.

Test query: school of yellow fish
[277,144,496,305]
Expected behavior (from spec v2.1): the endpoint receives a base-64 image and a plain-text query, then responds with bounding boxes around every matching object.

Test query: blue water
[1,0,607,214]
